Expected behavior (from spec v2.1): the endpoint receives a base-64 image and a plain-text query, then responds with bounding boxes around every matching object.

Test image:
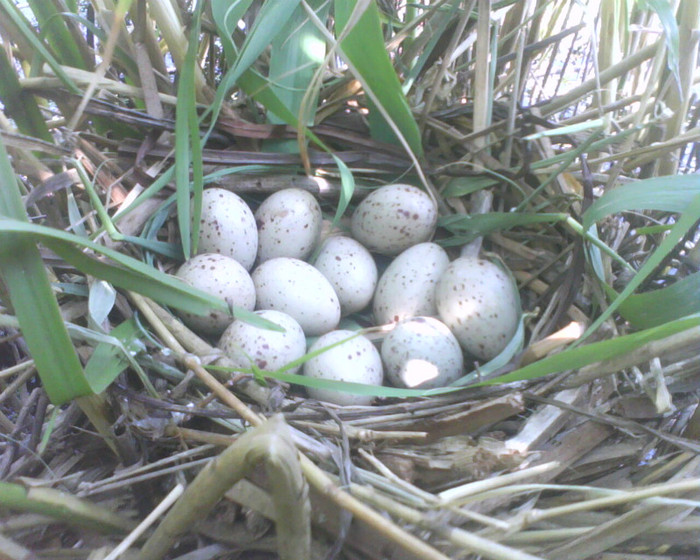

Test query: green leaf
[207,0,303,137]
[0,237,92,404]
[0,48,52,142]
[174,1,204,258]
[439,212,568,242]
[267,1,328,130]
[481,313,700,387]
[0,218,230,317]
[441,176,499,198]
[26,0,87,69]
[584,192,700,336]
[620,273,700,329]
[582,174,700,331]
[84,319,145,394]
[88,280,116,327]
[334,0,423,155]
[637,0,681,86]
[583,174,700,228]
[0,0,80,94]
[0,135,89,405]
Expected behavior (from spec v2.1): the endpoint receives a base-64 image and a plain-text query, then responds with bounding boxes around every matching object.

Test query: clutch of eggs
[173,184,520,404]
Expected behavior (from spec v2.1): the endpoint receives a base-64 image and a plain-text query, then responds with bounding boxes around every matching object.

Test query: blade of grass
[0,481,133,534]
[175,0,205,258]
[0,218,229,317]
[25,0,88,69]
[213,313,700,398]
[266,0,328,152]
[206,0,303,138]
[333,0,422,155]
[0,0,80,94]
[0,48,52,142]
[0,136,90,404]
[438,212,569,243]
[582,192,700,338]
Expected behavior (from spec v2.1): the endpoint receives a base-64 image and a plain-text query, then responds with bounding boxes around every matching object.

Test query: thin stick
[104,483,184,560]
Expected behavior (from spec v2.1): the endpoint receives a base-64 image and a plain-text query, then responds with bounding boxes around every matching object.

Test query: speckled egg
[436,257,520,361]
[313,236,377,315]
[351,184,437,255]
[176,253,256,335]
[255,188,322,262]
[381,317,463,389]
[219,310,306,374]
[373,242,450,324]
[252,257,341,336]
[197,188,258,270]
[303,330,383,406]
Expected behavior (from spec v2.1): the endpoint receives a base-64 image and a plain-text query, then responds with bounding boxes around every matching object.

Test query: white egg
[255,188,322,262]
[351,184,437,255]
[197,188,258,270]
[252,257,341,336]
[373,242,450,324]
[436,257,520,361]
[176,253,255,335]
[381,317,463,389]
[303,330,383,406]
[313,236,377,315]
[219,310,306,374]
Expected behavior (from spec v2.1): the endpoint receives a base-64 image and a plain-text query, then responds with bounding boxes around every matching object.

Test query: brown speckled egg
[313,236,377,315]
[381,317,463,389]
[373,242,449,324]
[176,253,255,335]
[351,184,437,255]
[252,257,340,336]
[303,330,383,406]
[436,257,520,361]
[219,310,306,374]
[255,188,322,262]
[197,188,257,270]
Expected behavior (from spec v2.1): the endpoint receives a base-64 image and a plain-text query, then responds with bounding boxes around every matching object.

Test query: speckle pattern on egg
[219,310,306,374]
[381,317,463,389]
[351,184,437,255]
[197,188,258,270]
[313,236,378,315]
[252,257,341,336]
[436,257,520,361]
[303,330,383,406]
[255,188,322,262]
[176,253,255,335]
[373,242,449,324]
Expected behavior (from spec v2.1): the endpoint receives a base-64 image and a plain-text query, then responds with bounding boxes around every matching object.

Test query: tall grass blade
[0,49,52,141]
[175,1,204,258]
[26,0,88,69]
[0,218,230,317]
[266,1,328,152]
[0,0,80,94]
[334,0,423,155]
[0,137,89,404]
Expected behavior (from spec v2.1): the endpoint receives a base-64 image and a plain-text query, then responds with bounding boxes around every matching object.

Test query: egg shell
[373,242,450,324]
[252,257,341,336]
[197,188,258,270]
[313,236,378,315]
[436,257,519,361]
[381,317,463,389]
[219,310,306,374]
[303,330,383,406]
[176,253,255,335]
[351,184,437,255]
[255,188,322,262]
